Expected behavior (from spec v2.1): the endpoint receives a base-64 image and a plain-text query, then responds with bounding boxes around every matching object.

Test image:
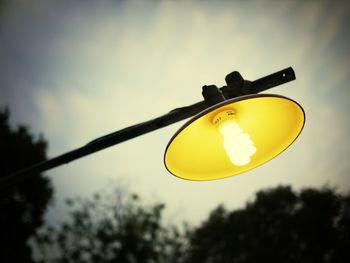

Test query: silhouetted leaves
[0,107,53,262]
[35,189,186,263]
[36,185,350,263]
[184,186,350,263]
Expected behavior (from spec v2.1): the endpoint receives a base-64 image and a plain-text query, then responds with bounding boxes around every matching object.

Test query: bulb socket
[212,110,237,129]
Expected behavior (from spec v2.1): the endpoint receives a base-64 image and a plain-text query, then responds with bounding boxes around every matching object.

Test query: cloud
[1,0,350,224]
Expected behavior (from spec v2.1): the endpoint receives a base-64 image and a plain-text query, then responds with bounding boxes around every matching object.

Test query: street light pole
[0,67,295,189]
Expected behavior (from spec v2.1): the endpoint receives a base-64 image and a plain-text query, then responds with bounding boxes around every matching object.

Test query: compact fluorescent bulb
[213,110,256,166]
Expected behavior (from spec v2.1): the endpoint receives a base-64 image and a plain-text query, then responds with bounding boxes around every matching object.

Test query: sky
[1,0,350,226]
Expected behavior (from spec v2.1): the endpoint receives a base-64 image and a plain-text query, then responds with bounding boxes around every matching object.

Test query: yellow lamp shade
[164,94,305,180]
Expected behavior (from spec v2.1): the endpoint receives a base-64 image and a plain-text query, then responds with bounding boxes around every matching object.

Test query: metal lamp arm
[0,67,295,190]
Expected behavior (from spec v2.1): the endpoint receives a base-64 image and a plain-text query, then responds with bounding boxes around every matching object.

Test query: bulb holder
[212,110,237,129]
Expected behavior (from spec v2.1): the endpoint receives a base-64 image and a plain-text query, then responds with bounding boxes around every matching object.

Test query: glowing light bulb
[214,110,256,166]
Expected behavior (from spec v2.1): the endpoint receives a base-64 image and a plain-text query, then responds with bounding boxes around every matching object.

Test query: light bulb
[213,110,256,166]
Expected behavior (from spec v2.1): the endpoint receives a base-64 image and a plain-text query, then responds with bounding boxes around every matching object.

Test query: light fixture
[164,94,305,180]
[1,67,302,189]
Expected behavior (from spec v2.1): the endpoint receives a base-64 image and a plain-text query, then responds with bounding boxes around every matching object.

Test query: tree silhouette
[184,186,350,263]
[0,108,53,262]
[34,182,350,263]
[35,189,186,263]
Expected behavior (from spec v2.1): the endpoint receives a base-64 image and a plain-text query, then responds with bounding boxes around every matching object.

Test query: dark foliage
[0,108,53,262]
[184,186,350,263]
[35,185,350,263]
[35,190,186,263]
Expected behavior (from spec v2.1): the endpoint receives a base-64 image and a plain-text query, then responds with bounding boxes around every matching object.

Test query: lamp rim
[164,93,305,181]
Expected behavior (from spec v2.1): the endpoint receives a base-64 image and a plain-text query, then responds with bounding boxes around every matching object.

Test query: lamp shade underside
[164,94,305,180]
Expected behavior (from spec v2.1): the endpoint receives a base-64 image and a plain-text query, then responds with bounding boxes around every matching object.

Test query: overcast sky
[1,0,350,225]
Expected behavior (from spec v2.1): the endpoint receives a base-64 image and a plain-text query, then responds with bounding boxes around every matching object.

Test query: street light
[0,67,304,189]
